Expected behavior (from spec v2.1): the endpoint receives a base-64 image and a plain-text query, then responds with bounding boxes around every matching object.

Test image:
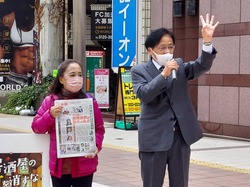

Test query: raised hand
[200,14,219,43]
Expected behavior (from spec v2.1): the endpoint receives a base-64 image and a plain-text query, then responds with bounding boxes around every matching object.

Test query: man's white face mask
[152,50,173,66]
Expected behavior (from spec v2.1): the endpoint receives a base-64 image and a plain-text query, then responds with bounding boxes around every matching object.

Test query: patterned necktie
[159,66,164,72]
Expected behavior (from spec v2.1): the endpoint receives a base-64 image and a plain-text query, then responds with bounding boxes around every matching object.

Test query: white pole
[137,0,143,65]
[73,0,86,92]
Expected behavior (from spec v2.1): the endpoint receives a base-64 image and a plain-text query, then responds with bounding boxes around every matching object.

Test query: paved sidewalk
[1,113,250,186]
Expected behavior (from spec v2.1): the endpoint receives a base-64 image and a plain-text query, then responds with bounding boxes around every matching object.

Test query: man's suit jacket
[131,49,217,152]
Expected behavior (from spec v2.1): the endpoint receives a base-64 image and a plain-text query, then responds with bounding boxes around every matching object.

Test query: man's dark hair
[145,28,175,49]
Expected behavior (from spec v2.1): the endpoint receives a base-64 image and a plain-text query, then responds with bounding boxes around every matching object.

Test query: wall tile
[200,121,250,139]
[162,1,173,29]
[198,75,224,86]
[240,35,250,74]
[174,39,185,58]
[198,86,210,122]
[211,0,240,24]
[185,27,199,39]
[241,0,250,22]
[239,75,250,87]
[213,24,225,37]
[210,87,238,124]
[223,124,250,139]
[200,23,250,38]
[200,121,223,135]
[173,18,186,29]
[223,75,241,87]
[209,36,240,74]
[199,0,211,26]
[150,0,163,29]
[174,29,185,40]
[184,39,198,61]
[225,23,250,36]
[188,84,198,113]
[239,88,250,126]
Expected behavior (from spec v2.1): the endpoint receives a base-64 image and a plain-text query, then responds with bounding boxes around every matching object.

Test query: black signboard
[95,0,112,3]
[91,10,112,41]
[173,0,183,17]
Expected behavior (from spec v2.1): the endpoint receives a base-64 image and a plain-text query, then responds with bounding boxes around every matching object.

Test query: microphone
[172,69,177,80]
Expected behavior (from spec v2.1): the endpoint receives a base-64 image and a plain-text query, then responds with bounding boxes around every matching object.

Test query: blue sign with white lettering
[112,0,137,68]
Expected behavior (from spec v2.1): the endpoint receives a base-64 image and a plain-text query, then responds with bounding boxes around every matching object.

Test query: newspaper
[55,98,96,158]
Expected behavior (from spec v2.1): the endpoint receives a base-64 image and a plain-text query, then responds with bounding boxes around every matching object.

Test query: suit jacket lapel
[144,60,159,79]
[144,60,172,99]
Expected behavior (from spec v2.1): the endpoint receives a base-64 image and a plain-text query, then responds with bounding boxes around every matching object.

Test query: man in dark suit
[131,14,219,187]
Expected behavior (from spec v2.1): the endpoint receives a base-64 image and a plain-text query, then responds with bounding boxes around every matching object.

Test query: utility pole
[73,0,86,92]
[40,0,64,77]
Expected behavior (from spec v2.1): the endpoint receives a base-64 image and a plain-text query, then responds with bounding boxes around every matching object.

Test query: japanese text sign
[112,0,137,68]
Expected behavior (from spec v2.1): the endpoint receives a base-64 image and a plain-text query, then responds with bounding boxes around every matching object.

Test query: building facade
[149,0,250,139]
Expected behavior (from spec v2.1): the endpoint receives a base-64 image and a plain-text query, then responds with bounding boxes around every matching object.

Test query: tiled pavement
[1,113,250,186]
[94,145,250,187]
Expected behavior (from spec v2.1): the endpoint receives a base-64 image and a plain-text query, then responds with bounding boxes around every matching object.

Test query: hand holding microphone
[161,59,179,79]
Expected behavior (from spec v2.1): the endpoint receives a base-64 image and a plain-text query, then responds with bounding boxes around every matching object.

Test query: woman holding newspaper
[32,59,105,187]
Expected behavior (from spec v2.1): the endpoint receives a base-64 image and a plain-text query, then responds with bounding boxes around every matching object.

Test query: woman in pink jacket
[32,59,105,187]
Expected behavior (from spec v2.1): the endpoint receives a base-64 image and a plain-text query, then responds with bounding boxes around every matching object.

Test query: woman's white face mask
[64,76,83,93]
[152,50,173,66]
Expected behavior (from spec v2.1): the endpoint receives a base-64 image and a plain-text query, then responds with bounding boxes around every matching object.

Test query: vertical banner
[86,51,104,93]
[112,0,137,68]
[0,0,38,91]
[94,69,109,109]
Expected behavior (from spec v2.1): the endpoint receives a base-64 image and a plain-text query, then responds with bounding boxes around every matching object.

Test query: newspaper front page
[55,98,96,158]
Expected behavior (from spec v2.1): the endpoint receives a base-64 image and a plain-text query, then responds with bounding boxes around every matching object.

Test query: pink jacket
[31,94,105,178]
